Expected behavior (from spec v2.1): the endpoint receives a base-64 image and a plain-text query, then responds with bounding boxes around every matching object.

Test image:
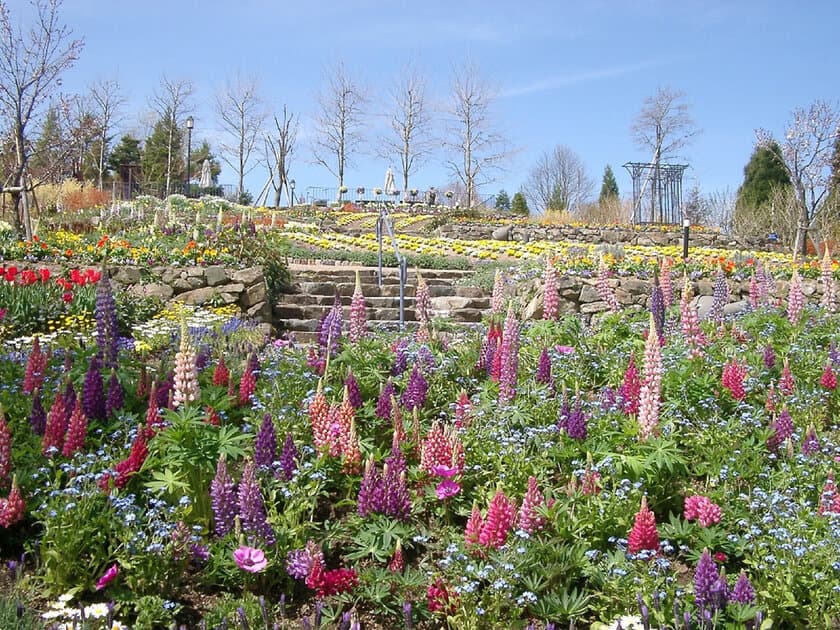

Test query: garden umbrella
[384,167,396,196]
[199,159,212,188]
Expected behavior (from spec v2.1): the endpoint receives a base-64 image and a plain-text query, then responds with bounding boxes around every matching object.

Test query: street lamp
[682,218,690,260]
[185,116,194,197]
[289,179,296,208]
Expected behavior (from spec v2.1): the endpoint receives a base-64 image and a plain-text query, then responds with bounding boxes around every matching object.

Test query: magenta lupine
[821,247,836,312]
[767,407,794,451]
[278,432,299,480]
[748,272,760,310]
[400,364,428,411]
[375,379,395,419]
[779,358,795,396]
[348,270,368,343]
[82,356,106,421]
[238,459,275,545]
[596,255,620,312]
[536,347,552,384]
[42,393,68,456]
[721,358,747,400]
[29,389,46,436]
[498,304,520,404]
[518,476,546,534]
[61,396,88,458]
[542,258,559,320]
[660,258,673,306]
[254,413,277,469]
[684,495,722,527]
[210,455,237,537]
[478,489,518,549]
[106,370,124,418]
[802,425,820,455]
[620,355,641,415]
[415,270,431,323]
[679,277,706,355]
[238,355,257,406]
[730,571,756,605]
[491,269,506,316]
[173,322,199,408]
[786,268,804,324]
[0,412,10,483]
[821,363,837,390]
[345,370,362,409]
[628,496,659,554]
[638,317,662,439]
[763,344,776,370]
[23,336,46,394]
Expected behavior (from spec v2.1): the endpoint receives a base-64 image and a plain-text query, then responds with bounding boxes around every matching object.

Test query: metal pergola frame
[623,161,688,224]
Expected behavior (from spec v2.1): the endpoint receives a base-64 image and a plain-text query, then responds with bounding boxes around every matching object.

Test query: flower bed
[1,252,840,628]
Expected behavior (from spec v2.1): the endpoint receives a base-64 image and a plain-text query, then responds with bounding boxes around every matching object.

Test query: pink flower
[435,479,461,500]
[555,345,576,355]
[233,546,268,573]
[431,464,459,478]
[95,563,119,590]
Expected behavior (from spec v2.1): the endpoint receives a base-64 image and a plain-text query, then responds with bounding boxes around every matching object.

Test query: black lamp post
[682,217,690,260]
[290,179,296,208]
[185,115,194,197]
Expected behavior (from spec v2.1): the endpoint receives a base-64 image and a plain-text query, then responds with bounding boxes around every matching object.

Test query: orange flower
[97,235,110,248]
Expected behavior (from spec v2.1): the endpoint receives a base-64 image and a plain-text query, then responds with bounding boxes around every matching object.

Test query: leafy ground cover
[0,239,839,629]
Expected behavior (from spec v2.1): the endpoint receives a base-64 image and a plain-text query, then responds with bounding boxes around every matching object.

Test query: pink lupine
[684,495,722,527]
[23,336,47,394]
[238,354,257,406]
[173,325,199,408]
[542,257,559,320]
[388,539,405,573]
[787,268,805,324]
[779,358,795,396]
[42,393,68,456]
[464,501,483,547]
[765,382,777,414]
[596,255,620,312]
[821,363,837,390]
[498,304,520,404]
[620,355,641,415]
[638,316,662,439]
[819,473,840,515]
[420,422,464,474]
[722,358,748,401]
[342,419,361,474]
[349,270,367,342]
[518,476,546,534]
[478,489,518,549]
[748,272,760,310]
[679,276,706,355]
[821,247,836,312]
[628,496,659,554]
[491,269,506,315]
[308,381,331,452]
[415,269,431,323]
[660,257,673,306]
[61,396,88,458]
[454,390,471,429]
[0,476,25,528]
[0,411,10,482]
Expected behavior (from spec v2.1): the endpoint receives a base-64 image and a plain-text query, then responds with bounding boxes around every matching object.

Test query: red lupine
[61,396,88,458]
[722,358,748,400]
[478,489,518,549]
[427,578,458,615]
[0,476,25,527]
[620,355,641,415]
[23,336,47,394]
[628,496,659,555]
[114,427,149,489]
[765,382,777,413]
[821,363,837,390]
[213,356,230,386]
[388,540,405,573]
[238,357,256,406]
[306,555,358,597]
[779,358,795,396]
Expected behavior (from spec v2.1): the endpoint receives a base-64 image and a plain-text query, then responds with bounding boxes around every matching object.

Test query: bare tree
[216,74,266,201]
[444,61,508,210]
[525,145,593,214]
[756,100,840,256]
[631,86,699,222]
[150,76,194,196]
[378,65,434,193]
[88,78,125,189]
[264,105,298,208]
[0,0,83,238]
[312,62,366,191]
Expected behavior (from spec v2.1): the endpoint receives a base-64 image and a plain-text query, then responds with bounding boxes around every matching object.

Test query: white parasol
[199,159,212,188]
[384,167,396,196]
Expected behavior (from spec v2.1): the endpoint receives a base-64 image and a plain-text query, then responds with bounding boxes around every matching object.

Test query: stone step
[289,264,474,282]
[276,294,418,308]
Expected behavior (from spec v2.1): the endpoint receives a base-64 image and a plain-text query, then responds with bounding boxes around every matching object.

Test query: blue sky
[9,0,840,206]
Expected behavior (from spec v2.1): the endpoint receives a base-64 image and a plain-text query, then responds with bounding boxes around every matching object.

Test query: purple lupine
[318,292,343,352]
[600,386,617,412]
[392,339,409,376]
[106,370,124,418]
[565,397,587,440]
[278,433,299,481]
[237,460,275,545]
[63,380,76,418]
[400,364,428,411]
[345,370,362,409]
[375,379,396,419]
[829,342,840,367]
[383,449,410,521]
[767,407,794,451]
[254,413,277,469]
[156,372,174,410]
[30,390,47,435]
[763,344,776,370]
[557,389,571,431]
[82,355,107,421]
[709,572,729,611]
[498,304,520,404]
[95,271,120,370]
[286,544,318,580]
[730,571,755,605]
[693,549,719,609]
[357,456,381,517]
[709,268,729,322]
[802,426,820,455]
[210,455,237,537]
[536,347,551,384]
[650,276,665,344]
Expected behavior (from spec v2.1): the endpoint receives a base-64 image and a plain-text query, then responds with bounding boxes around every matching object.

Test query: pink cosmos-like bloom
[435,479,461,500]
[233,546,268,573]
[95,563,119,590]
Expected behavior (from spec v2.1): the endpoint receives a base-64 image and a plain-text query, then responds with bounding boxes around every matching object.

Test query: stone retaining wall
[435,223,783,253]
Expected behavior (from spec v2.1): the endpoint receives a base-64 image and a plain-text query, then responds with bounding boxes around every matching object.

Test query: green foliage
[107,134,143,180]
[599,165,619,205]
[142,111,184,186]
[511,191,529,216]
[495,189,511,211]
[735,142,791,211]
[0,596,39,630]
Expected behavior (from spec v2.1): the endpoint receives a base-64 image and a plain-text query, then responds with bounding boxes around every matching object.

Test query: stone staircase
[273,263,490,342]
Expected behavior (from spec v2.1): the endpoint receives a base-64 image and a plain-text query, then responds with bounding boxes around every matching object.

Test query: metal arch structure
[623,162,688,225]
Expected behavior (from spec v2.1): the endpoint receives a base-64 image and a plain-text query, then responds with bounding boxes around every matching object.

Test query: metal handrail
[375,205,408,329]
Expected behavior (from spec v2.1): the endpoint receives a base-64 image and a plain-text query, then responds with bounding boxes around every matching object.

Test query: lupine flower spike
[542,257,559,320]
[628,496,659,554]
[787,268,804,324]
[821,247,836,312]
[348,270,367,342]
[173,318,199,408]
[637,316,662,439]
[498,303,520,404]
[0,408,11,483]
[596,254,620,312]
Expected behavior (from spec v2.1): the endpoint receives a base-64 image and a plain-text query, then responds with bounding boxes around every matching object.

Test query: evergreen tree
[142,112,184,189]
[599,164,619,205]
[735,142,791,210]
[30,106,66,183]
[511,191,529,216]
[495,189,511,211]
[107,135,142,182]
[547,184,566,212]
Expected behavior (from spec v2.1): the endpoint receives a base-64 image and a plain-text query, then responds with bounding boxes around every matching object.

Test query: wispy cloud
[501,61,663,98]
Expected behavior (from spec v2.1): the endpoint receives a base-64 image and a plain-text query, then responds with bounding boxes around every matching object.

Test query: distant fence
[304,186,497,211]
[110,181,237,202]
